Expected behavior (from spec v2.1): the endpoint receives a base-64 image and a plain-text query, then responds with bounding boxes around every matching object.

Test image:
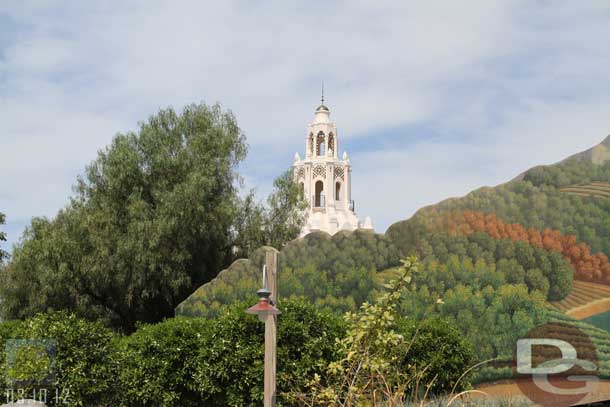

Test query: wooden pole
[264,248,279,407]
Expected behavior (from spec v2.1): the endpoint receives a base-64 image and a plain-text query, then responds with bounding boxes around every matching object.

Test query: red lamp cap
[246,298,281,316]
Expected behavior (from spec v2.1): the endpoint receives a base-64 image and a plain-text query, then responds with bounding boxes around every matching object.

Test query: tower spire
[321,82,324,104]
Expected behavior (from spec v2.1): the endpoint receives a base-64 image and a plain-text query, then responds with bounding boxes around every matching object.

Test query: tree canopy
[231,169,307,258]
[0,103,303,332]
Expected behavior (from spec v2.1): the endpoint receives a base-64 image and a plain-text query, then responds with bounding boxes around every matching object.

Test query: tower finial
[321,82,325,104]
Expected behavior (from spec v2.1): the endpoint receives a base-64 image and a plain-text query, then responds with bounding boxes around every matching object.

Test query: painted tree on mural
[425,210,610,283]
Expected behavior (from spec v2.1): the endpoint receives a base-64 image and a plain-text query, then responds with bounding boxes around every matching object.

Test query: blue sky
[2,1,610,253]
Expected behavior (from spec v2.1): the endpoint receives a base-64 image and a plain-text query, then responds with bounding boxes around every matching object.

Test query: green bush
[398,317,474,394]
[0,319,25,389]
[114,298,344,407]
[0,302,487,406]
[195,298,345,407]
[117,317,210,407]
[26,312,118,406]
[0,312,118,407]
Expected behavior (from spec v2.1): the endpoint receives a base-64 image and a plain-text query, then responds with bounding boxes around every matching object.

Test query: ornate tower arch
[292,96,373,236]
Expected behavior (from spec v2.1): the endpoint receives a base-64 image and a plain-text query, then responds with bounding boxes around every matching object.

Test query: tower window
[335,182,342,201]
[316,133,325,156]
[314,180,324,207]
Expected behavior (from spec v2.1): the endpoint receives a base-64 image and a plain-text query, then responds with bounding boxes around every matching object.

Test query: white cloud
[353,96,610,233]
[1,1,610,249]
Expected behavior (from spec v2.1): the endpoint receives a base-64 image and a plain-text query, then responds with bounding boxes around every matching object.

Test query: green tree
[232,170,307,258]
[525,267,550,297]
[262,170,308,250]
[2,104,248,332]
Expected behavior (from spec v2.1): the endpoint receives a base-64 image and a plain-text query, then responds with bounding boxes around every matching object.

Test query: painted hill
[562,134,610,165]
[560,181,610,198]
[511,134,610,182]
[178,134,610,382]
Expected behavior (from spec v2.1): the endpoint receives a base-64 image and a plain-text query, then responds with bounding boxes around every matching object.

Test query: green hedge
[0,301,474,406]
[117,317,209,407]
[0,299,343,407]
[0,312,118,406]
[194,299,345,406]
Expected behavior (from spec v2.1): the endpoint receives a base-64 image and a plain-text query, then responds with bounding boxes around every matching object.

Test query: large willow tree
[1,103,303,332]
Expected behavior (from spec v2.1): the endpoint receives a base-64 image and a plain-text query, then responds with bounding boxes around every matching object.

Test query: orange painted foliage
[429,210,610,284]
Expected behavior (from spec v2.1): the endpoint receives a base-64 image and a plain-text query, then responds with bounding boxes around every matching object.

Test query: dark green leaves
[2,104,248,332]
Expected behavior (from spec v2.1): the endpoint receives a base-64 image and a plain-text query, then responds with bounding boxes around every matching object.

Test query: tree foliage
[232,170,307,258]
[2,104,309,332]
[427,210,610,284]
[291,258,473,406]
[177,231,401,318]
[117,317,210,407]
[263,170,309,249]
[0,312,118,407]
[1,104,250,332]
[0,298,478,406]
[397,316,474,394]
[197,299,344,407]
[117,298,344,407]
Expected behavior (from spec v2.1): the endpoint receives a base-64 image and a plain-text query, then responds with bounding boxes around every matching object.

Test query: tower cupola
[292,93,373,236]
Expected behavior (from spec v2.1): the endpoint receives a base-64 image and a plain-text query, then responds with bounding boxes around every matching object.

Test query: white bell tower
[293,94,373,236]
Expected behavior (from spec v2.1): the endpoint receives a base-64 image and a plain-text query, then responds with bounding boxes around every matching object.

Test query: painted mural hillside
[178,135,610,382]
[397,135,610,321]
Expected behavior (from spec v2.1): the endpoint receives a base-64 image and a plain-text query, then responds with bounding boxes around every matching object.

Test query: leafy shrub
[0,312,118,407]
[117,317,210,407]
[0,320,25,389]
[114,298,344,407]
[290,258,474,405]
[290,258,421,406]
[195,298,345,407]
[397,317,474,394]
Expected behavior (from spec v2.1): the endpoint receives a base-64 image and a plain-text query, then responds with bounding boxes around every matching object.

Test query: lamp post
[246,250,280,407]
